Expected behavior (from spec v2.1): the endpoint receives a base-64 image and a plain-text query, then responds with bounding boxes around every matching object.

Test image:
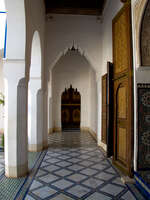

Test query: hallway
[0,132,146,199]
[23,132,140,200]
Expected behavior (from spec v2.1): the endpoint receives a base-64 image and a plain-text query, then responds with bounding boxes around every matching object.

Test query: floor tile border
[15,150,47,200]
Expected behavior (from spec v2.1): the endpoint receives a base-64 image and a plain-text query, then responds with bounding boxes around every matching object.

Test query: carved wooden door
[112,2,133,176]
[102,74,107,144]
[61,85,81,131]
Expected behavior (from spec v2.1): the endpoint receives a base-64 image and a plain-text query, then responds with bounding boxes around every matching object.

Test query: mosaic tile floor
[0,151,46,200]
[0,132,146,200]
[24,132,144,200]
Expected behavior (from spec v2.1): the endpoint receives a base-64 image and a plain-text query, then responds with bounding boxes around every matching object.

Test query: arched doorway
[61,85,81,131]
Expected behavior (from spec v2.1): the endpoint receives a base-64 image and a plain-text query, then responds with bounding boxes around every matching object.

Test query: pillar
[4,60,28,178]
[43,90,48,149]
[28,78,43,152]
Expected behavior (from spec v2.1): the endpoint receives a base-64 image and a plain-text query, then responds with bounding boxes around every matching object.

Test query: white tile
[39,174,59,183]
[91,163,107,170]
[67,158,81,163]
[80,168,98,176]
[40,162,49,167]
[35,169,47,177]
[67,185,90,198]
[51,193,73,200]
[43,165,60,172]
[100,184,124,196]
[29,180,43,190]
[58,155,70,160]
[82,178,104,188]
[105,167,117,174]
[54,169,73,177]
[25,195,36,200]
[86,192,112,200]
[67,173,87,182]
[112,177,124,186]
[52,179,74,189]
[56,161,72,167]
[46,158,60,164]
[79,161,93,167]
[68,164,84,171]
[96,172,115,181]
[122,191,136,200]
[69,152,80,157]
[32,186,56,199]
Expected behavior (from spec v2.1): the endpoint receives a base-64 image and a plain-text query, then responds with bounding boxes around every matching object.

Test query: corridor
[0,132,146,199]
[23,132,141,200]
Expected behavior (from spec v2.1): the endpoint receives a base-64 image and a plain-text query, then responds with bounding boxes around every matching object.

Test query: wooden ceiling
[44,0,106,16]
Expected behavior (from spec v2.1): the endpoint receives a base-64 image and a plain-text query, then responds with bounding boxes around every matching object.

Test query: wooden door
[107,62,114,157]
[112,2,133,176]
[61,85,81,131]
[102,74,107,144]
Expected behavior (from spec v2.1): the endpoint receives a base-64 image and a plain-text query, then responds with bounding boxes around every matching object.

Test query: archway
[61,85,81,131]
[28,30,42,152]
[50,48,97,138]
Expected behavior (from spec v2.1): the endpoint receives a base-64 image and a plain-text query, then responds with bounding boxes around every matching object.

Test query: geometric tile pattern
[0,131,146,200]
[0,151,45,200]
[24,132,139,200]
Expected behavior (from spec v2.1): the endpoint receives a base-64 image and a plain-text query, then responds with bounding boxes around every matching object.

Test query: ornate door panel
[114,78,128,167]
[112,2,133,176]
[102,74,107,144]
[61,85,81,131]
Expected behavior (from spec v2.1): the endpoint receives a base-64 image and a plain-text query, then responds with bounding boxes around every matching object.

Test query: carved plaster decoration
[140,1,150,66]
[133,0,148,67]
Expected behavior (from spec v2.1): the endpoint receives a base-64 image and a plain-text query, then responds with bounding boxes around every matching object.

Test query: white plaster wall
[52,51,95,130]
[89,68,97,134]
[0,59,4,132]
[5,0,26,59]
[48,71,53,132]
[45,14,102,73]
[30,31,42,78]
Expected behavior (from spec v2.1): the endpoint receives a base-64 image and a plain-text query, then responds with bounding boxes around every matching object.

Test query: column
[4,59,28,178]
[28,78,43,152]
[43,90,48,149]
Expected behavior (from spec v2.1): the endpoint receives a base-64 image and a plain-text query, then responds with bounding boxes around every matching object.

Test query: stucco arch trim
[133,0,148,68]
[29,30,42,79]
[48,43,97,74]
